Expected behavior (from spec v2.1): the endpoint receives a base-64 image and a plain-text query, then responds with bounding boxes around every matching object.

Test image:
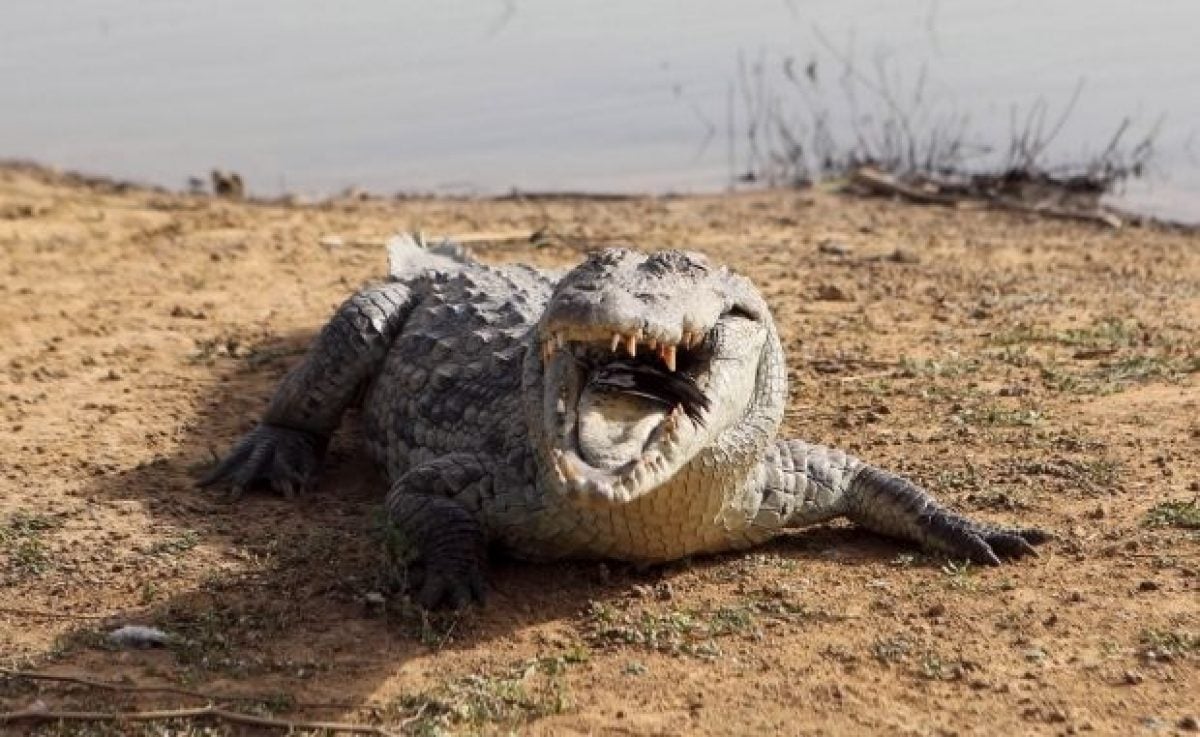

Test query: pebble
[107,625,172,648]
[818,239,852,256]
[815,283,853,301]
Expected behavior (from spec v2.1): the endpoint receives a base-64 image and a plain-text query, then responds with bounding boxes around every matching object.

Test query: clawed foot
[384,537,487,611]
[411,560,487,610]
[198,423,326,499]
[382,492,489,611]
[922,510,1051,565]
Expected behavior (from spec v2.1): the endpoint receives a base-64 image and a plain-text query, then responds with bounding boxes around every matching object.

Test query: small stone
[1137,580,1160,592]
[364,591,385,606]
[815,283,853,301]
[1122,670,1143,685]
[888,248,920,264]
[108,625,172,648]
[925,603,947,617]
[818,239,852,256]
[319,235,345,249]
[1178,715,1199,731]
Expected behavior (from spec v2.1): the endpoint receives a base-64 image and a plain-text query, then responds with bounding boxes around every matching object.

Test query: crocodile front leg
[200,283,416,497]
[750,439,1049,564]
[383,454,495,609]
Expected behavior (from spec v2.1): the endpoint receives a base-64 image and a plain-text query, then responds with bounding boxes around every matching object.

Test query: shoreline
[6,158,1198,234]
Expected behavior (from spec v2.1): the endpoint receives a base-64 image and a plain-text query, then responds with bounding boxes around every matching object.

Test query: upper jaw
[539,325,707,373]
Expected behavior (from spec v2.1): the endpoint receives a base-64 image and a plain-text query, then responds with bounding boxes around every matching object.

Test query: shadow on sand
[11,329,906,727]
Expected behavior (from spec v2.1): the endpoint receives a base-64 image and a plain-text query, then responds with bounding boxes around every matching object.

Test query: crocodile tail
[387,232,476,280]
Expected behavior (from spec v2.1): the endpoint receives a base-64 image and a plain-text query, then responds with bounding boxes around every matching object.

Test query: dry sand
[0,162,1197,735]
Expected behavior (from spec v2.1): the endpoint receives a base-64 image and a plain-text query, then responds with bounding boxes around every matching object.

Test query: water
[2,1,1197,221]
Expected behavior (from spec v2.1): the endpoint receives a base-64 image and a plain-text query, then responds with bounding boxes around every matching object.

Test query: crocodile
[201,235,1047,608]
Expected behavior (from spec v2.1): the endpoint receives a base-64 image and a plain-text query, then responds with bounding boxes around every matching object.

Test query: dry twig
[849,166,1124,228]
[0,668,354,710]
[0,704,398,736]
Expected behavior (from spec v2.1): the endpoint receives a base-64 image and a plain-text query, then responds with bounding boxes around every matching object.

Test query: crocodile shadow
[25,329,897,721]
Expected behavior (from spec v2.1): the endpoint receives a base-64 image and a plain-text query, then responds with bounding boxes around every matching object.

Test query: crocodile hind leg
[200,283,417,497]
[751,439,1049,564]
[382,454,495,609]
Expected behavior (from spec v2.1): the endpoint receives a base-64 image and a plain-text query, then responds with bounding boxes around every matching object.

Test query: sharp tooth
[647,338,657,351]
[554,332,564,349]
[681,330,692,349]
[560,456,579,483]
[542,342,555,363]
[610,333,621,352]
[663,345,677,371]
[625,333,637,357]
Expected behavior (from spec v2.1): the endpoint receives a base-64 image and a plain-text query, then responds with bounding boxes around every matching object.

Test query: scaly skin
[201,236,1047,608]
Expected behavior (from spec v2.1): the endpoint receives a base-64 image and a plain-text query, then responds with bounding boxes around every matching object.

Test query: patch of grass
[1,511,63,580]
[582,601,762,659]
[381,653,584,733]
[187,335,242,365]
[899,355,981,379]
[870,636,912,664]
[989,344,1038,368]
[1036,352,1199,396]
[1076,458,1121,487]
[941,560,977,591]
[1039,363,1091,395]
[1054,318,1138,349]
[1143,500,1200,530]
[1100,354,1189,383]
[934,465,983,493]
[954,405,1042,427]
[1140,629,1199,660]
[993,318,1137,350]
[145,529,200,556]
[991,324,1043,347]
[451,669,572,726]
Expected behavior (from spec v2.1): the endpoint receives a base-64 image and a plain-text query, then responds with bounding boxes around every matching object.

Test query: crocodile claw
[198,423,326,499]
[414,563,487,610]
[922,510,1051,565]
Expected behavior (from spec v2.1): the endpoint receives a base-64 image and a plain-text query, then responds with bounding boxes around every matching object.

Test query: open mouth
[539,328,718,504]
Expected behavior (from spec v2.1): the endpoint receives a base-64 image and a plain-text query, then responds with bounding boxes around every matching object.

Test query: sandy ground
[0,162,1197,736]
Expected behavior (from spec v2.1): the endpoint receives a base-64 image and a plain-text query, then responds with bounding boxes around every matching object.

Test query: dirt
[0,161,1197,736]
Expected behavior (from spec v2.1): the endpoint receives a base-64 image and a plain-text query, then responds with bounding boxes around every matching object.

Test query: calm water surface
[3,1,1197,221]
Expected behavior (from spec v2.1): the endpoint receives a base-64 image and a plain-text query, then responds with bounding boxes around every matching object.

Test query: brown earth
[0,162,1197,736]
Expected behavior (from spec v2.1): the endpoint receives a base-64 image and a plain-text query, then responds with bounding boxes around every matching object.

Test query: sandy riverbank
[1,162,1197,735]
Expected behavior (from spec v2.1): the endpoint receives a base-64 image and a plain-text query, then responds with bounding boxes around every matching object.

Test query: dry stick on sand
[0,668,355,709]
[850,166,1124,228]
[0,704,399,736]
[0,606,113,621]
